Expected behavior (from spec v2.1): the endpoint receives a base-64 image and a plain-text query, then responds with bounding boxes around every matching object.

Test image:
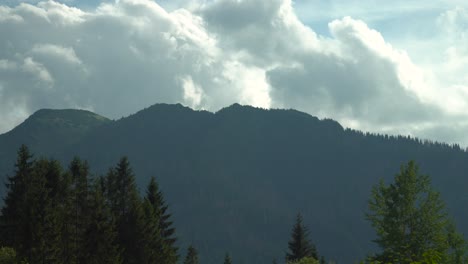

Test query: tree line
[0,145,177,264]
[1,146,468,263]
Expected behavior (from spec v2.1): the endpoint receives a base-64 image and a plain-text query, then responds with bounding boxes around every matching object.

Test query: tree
[82,180,121,264]
[223,253,232,264]
[183,245,199,264]
[287,257,319,264]
[0,145,34,252]
[68,157,90,264]
[145,176,178,263]
[139,198,163,264]
[366,160,467,263]
[26,158,63,264]
[286,214,318,262]
[105,157,146,264]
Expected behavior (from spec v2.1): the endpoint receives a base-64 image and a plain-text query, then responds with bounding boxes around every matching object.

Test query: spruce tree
[145,176,178,263]
[139,198,163,264]
[27,158,62,263]
[62,158,90,264]
[286,213,318,262]
[0,145,34,253]
[183,245,199,264]
[223,253,232,264]
[367,161,467,263]
[105,157,146,264]
[82,179,122,264]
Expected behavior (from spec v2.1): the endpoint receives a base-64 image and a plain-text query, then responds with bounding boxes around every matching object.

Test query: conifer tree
[82,179,122,264]
[44,159,67,264]
[61,158,90,264]
[367,161,467,263]
[0,145,34,252]
[145,176,178,263]
[183,245,199,264]
[105,157,146,264]
[140,198,163,264]
[27,159,62,263]
[286,214,318,262]
[223,253,232,264]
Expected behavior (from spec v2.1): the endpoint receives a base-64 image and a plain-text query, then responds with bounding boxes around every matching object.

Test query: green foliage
[287,257,319,264]
[223,253,232,264]
[366,161,467,264]
[0,247,17,264]
[145,176,178,263]
[0,145,33,253]
[82,180,121,264]
[0,147,183,264]
[64,157,90,264]
[286,214,318,262]
[183,245,199,264]
[105,157,146,264]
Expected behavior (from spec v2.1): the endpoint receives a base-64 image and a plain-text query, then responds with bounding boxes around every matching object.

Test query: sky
[0,0,468,146]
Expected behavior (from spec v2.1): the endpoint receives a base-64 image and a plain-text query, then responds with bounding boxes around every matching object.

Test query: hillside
[1,103,467,263]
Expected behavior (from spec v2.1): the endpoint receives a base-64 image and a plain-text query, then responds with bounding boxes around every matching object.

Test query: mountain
[0,108,110,183]
[1,103,468,263]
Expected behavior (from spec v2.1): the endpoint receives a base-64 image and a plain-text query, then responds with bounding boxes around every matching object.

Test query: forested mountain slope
[1,103,467,263]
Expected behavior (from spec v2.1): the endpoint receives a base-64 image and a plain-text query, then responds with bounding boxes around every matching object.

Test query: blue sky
[1,0,468,145]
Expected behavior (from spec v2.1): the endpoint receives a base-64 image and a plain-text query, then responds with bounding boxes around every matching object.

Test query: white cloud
[31,44,83,65]
[22,57,54,87]
[182,75,204,108]
[0,0,468,146]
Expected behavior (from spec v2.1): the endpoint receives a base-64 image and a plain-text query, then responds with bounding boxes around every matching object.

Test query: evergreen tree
[27,159,62,264]
[183,245,199,264]
[82,180,121,264]
[62,158,90,264]
[139,198,163,264]
[145,176,178,263]
[0,145,34,252]
[367,160,467,263]
[44,159,67,264]
[105,157,146,264]
[286,214,318,262]
[223,253,232,264]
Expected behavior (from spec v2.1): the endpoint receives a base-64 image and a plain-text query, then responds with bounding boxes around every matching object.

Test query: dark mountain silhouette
[1,103,467,263]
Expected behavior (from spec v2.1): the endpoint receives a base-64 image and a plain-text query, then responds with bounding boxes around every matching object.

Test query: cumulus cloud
[0,0,468,145]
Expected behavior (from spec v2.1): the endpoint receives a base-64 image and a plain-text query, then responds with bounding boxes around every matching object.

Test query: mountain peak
[0,108,111,155]
[29,108,109,124]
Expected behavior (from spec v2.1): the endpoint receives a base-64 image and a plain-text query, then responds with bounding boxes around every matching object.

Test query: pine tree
[286,213,318,262]
[82,179,122,264]
[367,160,467,263]
[183,245,199,264]
[0,145,34,253]
[145,176,178,263]
[223,253,232,264]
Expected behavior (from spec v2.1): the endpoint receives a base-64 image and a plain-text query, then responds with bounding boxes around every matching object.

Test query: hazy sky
[1,0,468,145]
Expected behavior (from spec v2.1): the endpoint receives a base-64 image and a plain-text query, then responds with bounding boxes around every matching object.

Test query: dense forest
[1,147,466,263]
[1,103,468,263]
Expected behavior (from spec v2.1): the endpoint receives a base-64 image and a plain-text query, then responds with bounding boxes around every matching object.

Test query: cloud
[31,44,83,66]
[0,0,468,146]
[181,76,203,108]
[22,57,54,86]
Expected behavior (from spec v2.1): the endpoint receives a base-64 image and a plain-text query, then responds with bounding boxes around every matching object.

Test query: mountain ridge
[1,103,467,263]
